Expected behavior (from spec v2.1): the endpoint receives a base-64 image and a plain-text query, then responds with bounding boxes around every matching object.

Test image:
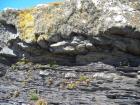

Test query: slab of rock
[64,72,77,79]
[0,47,16,57]
[50,41,75,53]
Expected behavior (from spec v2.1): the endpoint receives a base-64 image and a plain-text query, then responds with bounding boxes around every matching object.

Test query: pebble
[137,75,140,80]
[39,70,49,76]
[138,71,140,74]
[93,73,117,80]
[64,72,77,79]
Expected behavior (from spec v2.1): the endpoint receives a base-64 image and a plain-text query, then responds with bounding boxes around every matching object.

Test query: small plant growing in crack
[79,75,88,81]
[29,90,39,101]
[79,75,91,86]
[30,93,39,100]
[47,61,58,69]
[67,82,77,90]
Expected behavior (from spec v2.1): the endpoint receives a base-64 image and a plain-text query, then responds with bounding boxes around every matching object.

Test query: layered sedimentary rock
[0,0,140,65]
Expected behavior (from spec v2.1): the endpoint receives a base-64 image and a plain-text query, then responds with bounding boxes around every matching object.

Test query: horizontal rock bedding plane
[0,0,140,66]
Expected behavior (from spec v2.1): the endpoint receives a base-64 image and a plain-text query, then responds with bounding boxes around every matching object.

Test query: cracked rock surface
[0,62,140,105]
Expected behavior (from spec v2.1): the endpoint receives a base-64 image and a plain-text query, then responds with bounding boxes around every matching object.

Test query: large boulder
[57,0,140,55]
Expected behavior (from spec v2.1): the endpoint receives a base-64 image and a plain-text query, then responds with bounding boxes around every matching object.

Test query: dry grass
[35,99,48,105]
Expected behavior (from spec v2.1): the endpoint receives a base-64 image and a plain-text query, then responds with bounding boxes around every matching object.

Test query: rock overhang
[0,0,140,65]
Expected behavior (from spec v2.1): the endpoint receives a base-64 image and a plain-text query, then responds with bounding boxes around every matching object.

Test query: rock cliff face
[1,0,140,66]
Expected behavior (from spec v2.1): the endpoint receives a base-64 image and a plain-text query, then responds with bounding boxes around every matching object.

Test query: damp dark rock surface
[0,62,140,105]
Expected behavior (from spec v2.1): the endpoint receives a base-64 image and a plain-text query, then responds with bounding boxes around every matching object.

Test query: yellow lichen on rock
[35,2,64,43]
[18,9,36,43]
[17,2,64,44]
[37,34,49,44]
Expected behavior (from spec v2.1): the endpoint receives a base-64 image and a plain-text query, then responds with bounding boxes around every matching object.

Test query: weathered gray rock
[50,41,76,54]
[76,52,140,66]
[0,0,140,65]
[0,8,18,26]
[93,72,119,80]
[64,72,77,79]
[76,44,86,53]
[0,63,7,77]
[138,71,140,74]
[56,0,140,56]
[1,63,140,105]
[0,47,16,57]
[0,9,18,59]
[38,0,140,64]
[137,74,140,80]
[1,2,140,104]
[71,36,85,46]
[39,70,49,76]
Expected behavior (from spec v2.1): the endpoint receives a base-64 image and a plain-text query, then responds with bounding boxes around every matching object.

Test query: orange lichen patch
[18,9,37,43]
